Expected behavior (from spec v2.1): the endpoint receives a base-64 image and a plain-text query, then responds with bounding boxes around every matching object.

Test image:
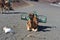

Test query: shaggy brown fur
[26,13,38,31]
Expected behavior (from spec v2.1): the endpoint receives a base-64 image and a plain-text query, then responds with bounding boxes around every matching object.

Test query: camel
[0,0,12,14]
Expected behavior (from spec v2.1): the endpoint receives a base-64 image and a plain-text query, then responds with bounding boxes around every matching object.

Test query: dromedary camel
[0,0,12,14]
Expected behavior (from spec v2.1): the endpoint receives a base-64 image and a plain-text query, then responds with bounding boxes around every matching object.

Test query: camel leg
[32,28,37,32]
[8,8,9,13]
[1,8,3,14]
[26,23,32,31]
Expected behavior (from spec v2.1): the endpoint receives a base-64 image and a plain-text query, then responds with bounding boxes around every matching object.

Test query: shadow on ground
[37,25,56,32]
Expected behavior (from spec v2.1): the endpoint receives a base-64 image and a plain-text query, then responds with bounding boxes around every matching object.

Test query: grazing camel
[0,0,12,14]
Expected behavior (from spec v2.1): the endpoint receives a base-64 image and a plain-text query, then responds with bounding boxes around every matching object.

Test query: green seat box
[21,14,47,23]
[37,15,47,23]
[21,14,28,21]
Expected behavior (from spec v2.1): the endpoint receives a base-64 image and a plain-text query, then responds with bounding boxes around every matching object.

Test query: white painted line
[50,3,60,7]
